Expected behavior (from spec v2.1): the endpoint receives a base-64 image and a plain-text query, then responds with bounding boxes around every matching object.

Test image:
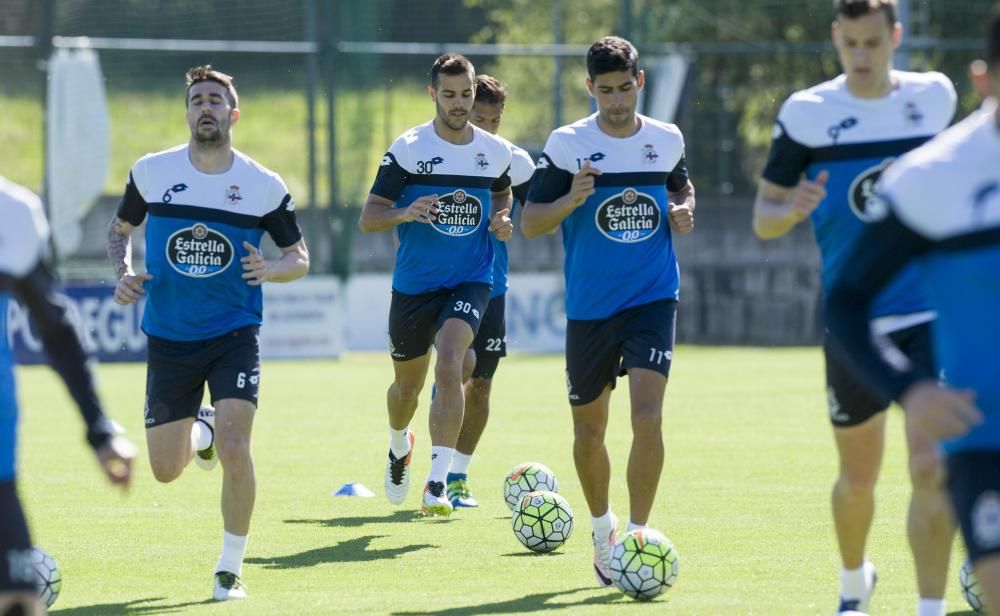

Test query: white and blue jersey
[527,113,689,320]
[763,71,956,332]
[826,110,1000,454]
[491,137,535,299]
[117,145,302,342]
[371,121,513,295]
[0,178,49,480]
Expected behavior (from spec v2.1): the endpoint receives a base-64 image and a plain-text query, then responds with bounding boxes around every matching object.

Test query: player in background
[522,36,695,587]
[440,74,535,508]
[751,2,956,614]
[825,9,1000,612]
[107,66,309,600]
[359,54,513,517]
[1,176,135,616]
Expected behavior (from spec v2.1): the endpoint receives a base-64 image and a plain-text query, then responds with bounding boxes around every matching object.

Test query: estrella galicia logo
[162,183,188,203]
[416,156,444,174]
[166,223,234,278]
[828,117,859,144]
[849,159,894,222]
[431,190,484,237]
[595,188,660,243]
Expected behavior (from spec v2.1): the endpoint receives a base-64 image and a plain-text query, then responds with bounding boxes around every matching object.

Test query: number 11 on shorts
[649,347,672,365]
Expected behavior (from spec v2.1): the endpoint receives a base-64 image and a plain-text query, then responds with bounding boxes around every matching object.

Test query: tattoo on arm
[107,217,133,279]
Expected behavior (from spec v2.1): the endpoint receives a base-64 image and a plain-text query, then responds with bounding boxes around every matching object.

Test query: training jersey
[527,113,689,320]
[371,120,513,295]
[117,145,302,342]
[826,110,1000,453]
[491,137,535,299]
[763,70,956,331]
[0,177,48,480]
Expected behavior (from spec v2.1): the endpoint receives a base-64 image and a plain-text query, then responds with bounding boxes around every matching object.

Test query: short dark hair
[430,53,475,88]
[586,36,639,80]
[474,74,507,106]
[834,0,897,27]
[989,5,1000,69]
[185,65,238,108]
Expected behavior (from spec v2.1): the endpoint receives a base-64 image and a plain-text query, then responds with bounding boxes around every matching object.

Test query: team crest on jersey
[849,159,894,222]
[475,153,489,170]
[642,144,659,164]
[225,185,242,205]
[595,188,661,243]
[166,223,234,278]
[431,190,484,237]
[972,490,1000,549]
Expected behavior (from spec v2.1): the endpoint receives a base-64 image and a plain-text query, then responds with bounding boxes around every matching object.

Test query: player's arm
[522,160,601,239]
[246,192,310,285]
[666,156,695,234]
[489,166,514,241]
[825,208,982,439]
[9,263,135,487]
[358,193,440,233]
[752,174,828,240]
[108,172,153,305]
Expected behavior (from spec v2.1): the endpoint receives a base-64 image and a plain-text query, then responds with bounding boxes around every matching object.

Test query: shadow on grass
[245,534,433,569]
[53,597,214,615]
[393,587,625,615]
[947,611,981,615]
[499,551,568,558]
[286,510,450,528]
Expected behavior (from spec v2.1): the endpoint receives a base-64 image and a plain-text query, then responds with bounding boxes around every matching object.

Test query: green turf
[15,349,975,614]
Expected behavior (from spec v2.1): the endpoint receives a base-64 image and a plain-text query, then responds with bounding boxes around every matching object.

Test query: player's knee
[148,456,185,483]
[434,354,464,383]
[573,420,606,447]
[631,404,662,434]
[908,451,944,491]
[216,435,252,468]
[838,466,879,494]
[467,377,492,400]
[391,380,423,403]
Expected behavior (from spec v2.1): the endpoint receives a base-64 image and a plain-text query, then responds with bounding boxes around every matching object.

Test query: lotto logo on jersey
[595,188,661,243]
[849,160,894,222]
[431,190,484,237]
[166,223,234,278]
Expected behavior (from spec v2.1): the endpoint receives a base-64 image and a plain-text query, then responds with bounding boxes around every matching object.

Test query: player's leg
[947,450,1000,615]
[0,481,42,616]
[975,555,1000,614]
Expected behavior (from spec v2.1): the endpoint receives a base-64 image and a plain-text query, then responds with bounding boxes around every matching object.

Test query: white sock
[450,452,472,475]
[192,420,213,451]
[916,598,945,616]
[389,427,410,459]
[215,531,248,577]
[592,508,614,535]
[427,446,454,485]
[626,521,646,533]
[840,564,868,600]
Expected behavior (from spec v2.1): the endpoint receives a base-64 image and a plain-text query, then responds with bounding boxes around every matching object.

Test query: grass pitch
[16,349,975,614]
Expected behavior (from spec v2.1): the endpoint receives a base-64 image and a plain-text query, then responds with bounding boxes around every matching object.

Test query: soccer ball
[31,547,61,608]
[610,528,679,601]
[503,462,558,511]
[960,558,985,613]
[511,490,574,553]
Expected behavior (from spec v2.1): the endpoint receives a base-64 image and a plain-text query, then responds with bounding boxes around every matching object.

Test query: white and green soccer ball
[31,547,61,609]
[610,528,679,601]
[511,490,574,553]
[503,462,558,511]
[960,558,985,613]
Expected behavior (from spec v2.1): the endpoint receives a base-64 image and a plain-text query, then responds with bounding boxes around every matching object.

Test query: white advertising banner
[260,276,345,359]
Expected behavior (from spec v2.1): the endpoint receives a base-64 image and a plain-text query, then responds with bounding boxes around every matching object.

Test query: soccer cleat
[213,571,247,601]
[837,561,877,615]
[384,430,415,505]
[195,405,217,471]
[592,512,618,587]
[420,481,453,517]
[446,473,479,508]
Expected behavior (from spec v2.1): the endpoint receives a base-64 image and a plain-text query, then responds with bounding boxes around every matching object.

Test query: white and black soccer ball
[31,547,61,609]
[502,462,558,511]
[511,490,574,553]
[960,558,985,613]
[610,528,679,601]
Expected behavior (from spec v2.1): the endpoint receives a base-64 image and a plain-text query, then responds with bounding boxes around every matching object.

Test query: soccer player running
[107,66,309,600]
[522,36,695,587]
[752,2,956,614]
[359,54,514,517]
[826,10,1000,612]
[442,74,535,508]
[1,176,135,616]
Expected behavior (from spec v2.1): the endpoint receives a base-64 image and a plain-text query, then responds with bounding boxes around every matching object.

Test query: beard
[436,102,469,131]
[191,118,228,145]
[602,107,635,128]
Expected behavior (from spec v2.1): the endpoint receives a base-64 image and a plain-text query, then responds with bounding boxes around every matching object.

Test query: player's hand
[114,272,152,306]
[900,380,983,441]
[95,435,137,490]
[490,208,513,241]
[404,194,439,224]
[790,170,828,222]
[668,202,694,234]
[568,161,602,208]
[241,241,272,286]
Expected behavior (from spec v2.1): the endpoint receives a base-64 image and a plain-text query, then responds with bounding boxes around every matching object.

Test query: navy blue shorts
[947,450,1000,562]
[144,325,261,428]
[471,294,507,380]
[565,299,677,406]
[388,283,491,362]
[0,480,34,592]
